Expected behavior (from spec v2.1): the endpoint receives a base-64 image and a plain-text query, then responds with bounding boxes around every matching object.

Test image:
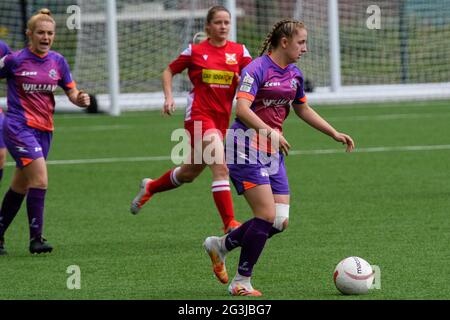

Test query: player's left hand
[333,132,355,152]
[234,72,241,84]
[77,90,90,107]
[270,130,291,156]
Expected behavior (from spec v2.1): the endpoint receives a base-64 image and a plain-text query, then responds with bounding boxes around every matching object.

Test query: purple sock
[0,169,3,182]
[268,227,282,238]
[26,188,47,240]
[225,220,283,249]
[224,219,254,251]
[0,188,26,238]
[237,217,273,277]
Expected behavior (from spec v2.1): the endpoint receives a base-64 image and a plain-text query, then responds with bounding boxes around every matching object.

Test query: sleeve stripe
[242,45,251,58]
[180,44,192,56]
[237,92,255,102]
[66,81,76,89]
[296,96,307,103]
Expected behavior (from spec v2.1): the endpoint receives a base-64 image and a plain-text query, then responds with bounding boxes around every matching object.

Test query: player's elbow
[162,67,173,80]
[235,103,246,120]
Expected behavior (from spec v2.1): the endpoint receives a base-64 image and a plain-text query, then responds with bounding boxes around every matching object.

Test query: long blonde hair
[259,19,306,56]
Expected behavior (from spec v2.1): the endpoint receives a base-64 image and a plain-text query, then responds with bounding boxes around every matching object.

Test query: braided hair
[259,19,306,56]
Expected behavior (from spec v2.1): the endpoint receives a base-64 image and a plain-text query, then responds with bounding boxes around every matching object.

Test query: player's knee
[28,176,48,189]
[31,180,48,189]
[273,203,290,232]
[211,164,229,180]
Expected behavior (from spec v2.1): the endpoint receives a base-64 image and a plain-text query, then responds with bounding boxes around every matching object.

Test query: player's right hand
[162,97,175,116]
[77,90,91,107]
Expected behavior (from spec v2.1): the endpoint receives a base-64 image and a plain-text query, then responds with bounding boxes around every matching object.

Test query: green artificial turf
[0,99,449,300]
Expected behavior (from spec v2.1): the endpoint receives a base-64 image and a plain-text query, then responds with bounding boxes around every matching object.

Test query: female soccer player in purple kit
[0,40,12,184]
[0,9,90,255]
[204,19,355,296]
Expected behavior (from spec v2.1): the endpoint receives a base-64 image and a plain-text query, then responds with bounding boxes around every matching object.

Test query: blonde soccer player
[0,9,90,255]
[0,40,12,185]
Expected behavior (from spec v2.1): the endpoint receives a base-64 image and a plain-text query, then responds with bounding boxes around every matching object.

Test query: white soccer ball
[333,256,374,295]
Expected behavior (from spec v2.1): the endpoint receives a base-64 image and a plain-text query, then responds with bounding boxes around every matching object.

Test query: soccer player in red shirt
[130,6,252,234]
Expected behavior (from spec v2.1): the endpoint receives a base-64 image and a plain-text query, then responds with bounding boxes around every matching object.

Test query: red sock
[148,167,182,194]
[211,180,235,227]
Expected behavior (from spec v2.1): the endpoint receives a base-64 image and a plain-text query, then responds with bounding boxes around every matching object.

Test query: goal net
[1,0,449,112]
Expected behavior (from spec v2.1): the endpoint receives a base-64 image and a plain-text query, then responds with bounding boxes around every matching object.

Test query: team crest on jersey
[203,54,208,61]
[49,69,58,80]
[291,79,298,90]
[225,53,237,65]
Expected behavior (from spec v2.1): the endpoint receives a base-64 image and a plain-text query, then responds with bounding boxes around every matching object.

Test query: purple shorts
[3,115,52,168]
[227,142,290,195]
[0,112,5,149]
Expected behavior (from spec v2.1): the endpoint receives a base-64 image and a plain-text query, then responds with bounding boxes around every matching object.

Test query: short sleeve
[0,41,12,58]
[239,45,252,71]
[294,73,307,104]
[0,54,13,79]
[236,60,264,102]
[57,56,76,91]
[168,45,192,74]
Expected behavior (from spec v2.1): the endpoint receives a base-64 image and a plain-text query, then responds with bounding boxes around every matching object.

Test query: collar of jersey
[27,46,49,59]
[266,53,290,71]
[206,39,228,49]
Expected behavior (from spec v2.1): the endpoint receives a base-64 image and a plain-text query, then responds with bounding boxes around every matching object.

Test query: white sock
[233,273,253,289]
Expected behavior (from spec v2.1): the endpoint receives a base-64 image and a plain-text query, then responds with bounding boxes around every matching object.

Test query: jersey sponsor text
[22,83,58,93]
[202,69,234,85]
[262,98,292,108]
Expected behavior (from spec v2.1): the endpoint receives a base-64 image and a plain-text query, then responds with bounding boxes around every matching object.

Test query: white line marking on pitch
[5,144,450,167]
[284,112,450,123]
[289,144,450,155]
[326,112,450,121]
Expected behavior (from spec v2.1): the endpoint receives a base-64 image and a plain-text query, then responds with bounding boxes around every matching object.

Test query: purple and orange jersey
[0,40,12,115]
[226,54,307,194]
[0,40,11,63]
[232,54,306,133]
[0,40,12,148]
[0,47,75,131]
